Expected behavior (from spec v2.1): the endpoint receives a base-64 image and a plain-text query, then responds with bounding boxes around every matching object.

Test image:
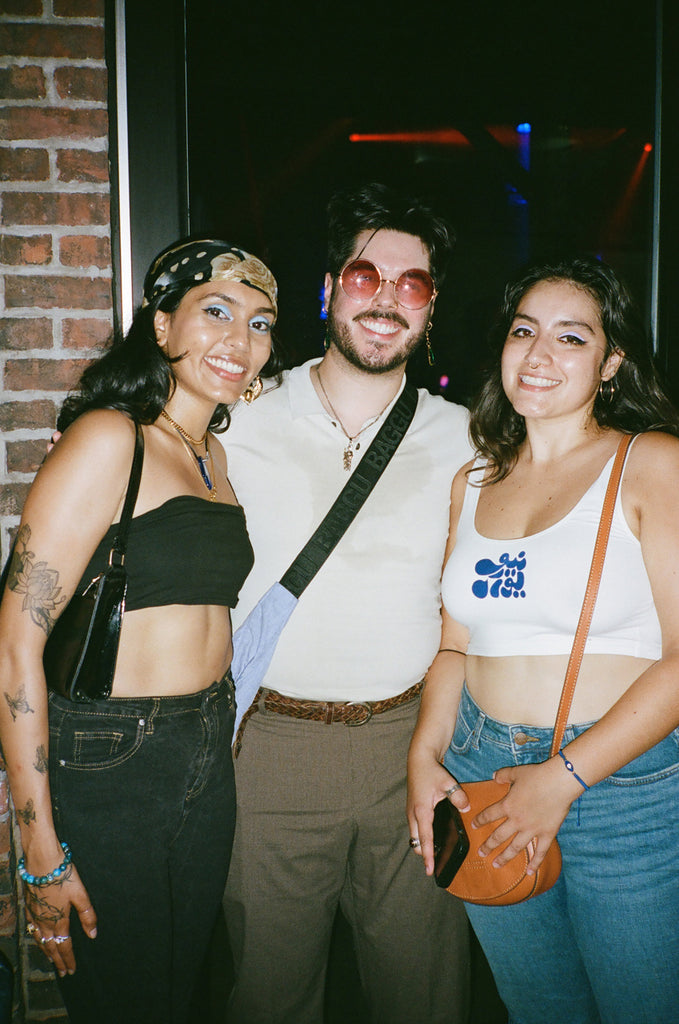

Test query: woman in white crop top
[407,256,679,1024]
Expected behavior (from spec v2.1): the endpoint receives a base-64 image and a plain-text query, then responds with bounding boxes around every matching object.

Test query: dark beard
[325,307,426,375]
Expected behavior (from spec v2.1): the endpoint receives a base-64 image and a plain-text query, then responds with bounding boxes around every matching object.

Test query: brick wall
[0,0,112,1018]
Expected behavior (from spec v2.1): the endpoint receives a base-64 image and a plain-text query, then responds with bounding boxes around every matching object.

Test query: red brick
[0,147,49,182]
[0,483,31,516]
[54,66,107,103]
[1,0,42,14]
[0,25,104,60]
[0,400,56,431]
[57,147,108,183]
[0,106,108,142]
[7,440,48,475]
[2,192,110,227]
[55,0,105,15]
[5,274,111,310]
[5,357,92,391]
[60,234,110,269]
[0,819,9,853]
[63,316,111,349]
[0,65,46,100]
[0,317,53,350]
[0,234,52,266]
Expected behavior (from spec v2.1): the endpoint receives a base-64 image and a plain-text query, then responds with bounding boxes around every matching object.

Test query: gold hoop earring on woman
[240,376,263,404]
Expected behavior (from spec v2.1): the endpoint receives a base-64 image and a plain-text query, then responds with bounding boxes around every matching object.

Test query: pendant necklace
[160,408,217,501]
[314,366,393,471]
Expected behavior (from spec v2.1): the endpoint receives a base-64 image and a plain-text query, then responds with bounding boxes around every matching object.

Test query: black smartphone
[433,798,470,889]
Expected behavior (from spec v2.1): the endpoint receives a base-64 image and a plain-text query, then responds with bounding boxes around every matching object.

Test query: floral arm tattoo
[7,524,65,636]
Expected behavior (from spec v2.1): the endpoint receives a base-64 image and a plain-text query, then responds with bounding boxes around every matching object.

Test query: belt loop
[144,699,160,736]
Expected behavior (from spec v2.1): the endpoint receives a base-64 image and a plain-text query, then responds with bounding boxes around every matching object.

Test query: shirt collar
[287,358,407,426]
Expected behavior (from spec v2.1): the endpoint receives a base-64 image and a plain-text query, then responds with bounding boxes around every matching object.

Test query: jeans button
[515,731,539,745]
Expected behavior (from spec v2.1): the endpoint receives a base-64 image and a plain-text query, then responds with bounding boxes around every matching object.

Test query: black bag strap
[108,421,144,568]
[280,382,418,599]
[0,420,145,589]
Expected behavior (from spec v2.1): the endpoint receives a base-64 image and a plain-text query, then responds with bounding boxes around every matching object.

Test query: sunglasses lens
[395,269,435,309]
[340,260,381,300]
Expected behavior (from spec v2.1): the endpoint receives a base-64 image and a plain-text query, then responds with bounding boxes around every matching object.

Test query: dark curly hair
[470,255,679,483]
[57,281,282,434]
[326,182,455,287]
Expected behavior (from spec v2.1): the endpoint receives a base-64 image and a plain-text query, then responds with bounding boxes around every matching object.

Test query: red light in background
[644,143,653,152]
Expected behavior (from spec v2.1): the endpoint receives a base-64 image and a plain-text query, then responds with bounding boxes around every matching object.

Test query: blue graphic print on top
[472,552,526,599]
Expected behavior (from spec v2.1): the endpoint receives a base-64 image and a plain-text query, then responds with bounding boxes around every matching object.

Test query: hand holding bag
[43,422,144,701]
[437,434,634,905]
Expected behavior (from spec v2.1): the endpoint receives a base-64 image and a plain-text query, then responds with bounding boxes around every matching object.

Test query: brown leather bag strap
[549,433,635,757]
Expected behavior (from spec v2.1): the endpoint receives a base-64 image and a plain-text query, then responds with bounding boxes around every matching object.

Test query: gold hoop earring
[598,377,617,403]
[240,375,263,404]
[425,322,434,366]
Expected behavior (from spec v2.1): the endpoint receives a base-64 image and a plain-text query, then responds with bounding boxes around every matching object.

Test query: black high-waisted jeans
[48,673,236,1024]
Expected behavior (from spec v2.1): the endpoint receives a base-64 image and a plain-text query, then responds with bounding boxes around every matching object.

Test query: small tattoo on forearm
[7,524,65,635]
[4,684,35,722]
[34,745,48,774]
[17,798,36,826]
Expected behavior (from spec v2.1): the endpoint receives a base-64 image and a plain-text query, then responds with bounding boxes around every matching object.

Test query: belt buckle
[344,701,373,726]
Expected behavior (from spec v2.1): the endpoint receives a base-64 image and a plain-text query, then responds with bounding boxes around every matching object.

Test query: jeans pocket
[50,714,145,771]
[608,728,679,785]
[448,703,476,755]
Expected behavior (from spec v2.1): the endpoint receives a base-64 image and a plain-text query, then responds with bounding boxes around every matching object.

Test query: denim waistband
[457,681,596,759]
[49,670,234,720]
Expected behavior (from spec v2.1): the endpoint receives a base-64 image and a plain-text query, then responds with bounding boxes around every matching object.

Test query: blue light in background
[516,122,532,134]
[319,283,327,320]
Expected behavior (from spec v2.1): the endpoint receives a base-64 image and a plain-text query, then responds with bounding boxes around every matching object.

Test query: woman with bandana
[0,239,279,1024]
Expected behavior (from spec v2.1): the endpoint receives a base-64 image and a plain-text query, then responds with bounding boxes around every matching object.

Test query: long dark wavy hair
[470,256,679,483]
[57,282,282,434]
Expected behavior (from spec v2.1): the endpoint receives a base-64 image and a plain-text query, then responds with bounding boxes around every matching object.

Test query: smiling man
[220,183,473,1024]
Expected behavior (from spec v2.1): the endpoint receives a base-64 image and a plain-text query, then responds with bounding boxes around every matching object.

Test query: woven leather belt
[233,681,423,757]
[262,681,423,726]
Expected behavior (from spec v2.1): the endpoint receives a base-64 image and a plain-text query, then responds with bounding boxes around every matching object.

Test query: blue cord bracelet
[558,750,590,791]
[18,841,72,886]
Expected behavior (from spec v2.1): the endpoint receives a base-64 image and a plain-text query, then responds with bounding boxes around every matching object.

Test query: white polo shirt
[220,358,472,701]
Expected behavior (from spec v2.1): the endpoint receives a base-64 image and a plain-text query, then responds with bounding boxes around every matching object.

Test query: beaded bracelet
[557,750,590,791]
[18,841,72,886]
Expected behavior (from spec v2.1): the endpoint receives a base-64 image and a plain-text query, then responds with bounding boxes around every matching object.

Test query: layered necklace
[314,366,393,471]
[160,409,217,501]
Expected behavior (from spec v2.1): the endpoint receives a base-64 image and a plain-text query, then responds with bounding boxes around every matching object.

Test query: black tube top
[76,496,254,611]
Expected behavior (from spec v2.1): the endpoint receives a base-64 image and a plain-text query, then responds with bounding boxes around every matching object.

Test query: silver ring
[445,784,461,796]
[408,837,421,849]
[38,936,48,945]
[26,923,36,936]
[52,935,69,945]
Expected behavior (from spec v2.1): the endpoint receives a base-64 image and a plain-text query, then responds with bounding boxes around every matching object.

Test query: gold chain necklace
[160,408,206,446]
[160,409,217,501]
[314,366,393,471]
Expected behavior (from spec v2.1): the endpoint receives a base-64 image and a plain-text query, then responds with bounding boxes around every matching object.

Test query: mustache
[353,309,410,330]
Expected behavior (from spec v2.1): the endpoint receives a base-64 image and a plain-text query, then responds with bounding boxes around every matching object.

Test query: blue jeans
[47,674,236,1024]
[444,683,679,1024]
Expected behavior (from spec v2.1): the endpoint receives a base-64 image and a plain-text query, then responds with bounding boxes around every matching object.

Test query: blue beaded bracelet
[18,841,72,886]
[558,750,590,791]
